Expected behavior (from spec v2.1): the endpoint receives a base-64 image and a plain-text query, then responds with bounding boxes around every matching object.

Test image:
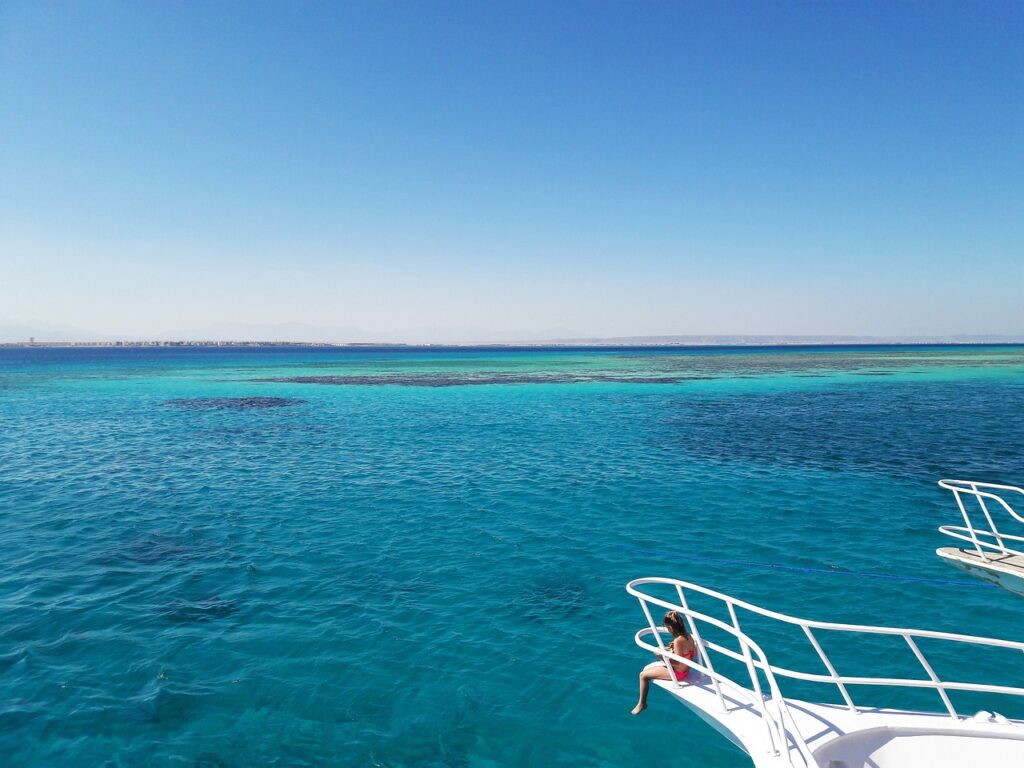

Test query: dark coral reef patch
[165,397,305,410]
[253,374,686,387]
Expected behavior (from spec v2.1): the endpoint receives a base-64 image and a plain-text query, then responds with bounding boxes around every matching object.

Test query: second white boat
[935,479,1024,595]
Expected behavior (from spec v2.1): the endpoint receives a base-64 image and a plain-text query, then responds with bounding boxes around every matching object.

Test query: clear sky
[1,1,1021,342]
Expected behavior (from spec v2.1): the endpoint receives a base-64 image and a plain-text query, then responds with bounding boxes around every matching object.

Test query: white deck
[937,546,1024,595]
[629,576,1024,768]
[655,672,1024,768]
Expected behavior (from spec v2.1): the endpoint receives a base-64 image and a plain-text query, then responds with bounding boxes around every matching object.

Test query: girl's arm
[667,638,684,667]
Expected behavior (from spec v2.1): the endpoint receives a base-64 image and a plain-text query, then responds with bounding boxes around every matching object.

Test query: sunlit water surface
[2,345,1023,767]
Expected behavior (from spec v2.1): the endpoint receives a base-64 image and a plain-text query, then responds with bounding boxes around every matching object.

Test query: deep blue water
[2,345,1023,767]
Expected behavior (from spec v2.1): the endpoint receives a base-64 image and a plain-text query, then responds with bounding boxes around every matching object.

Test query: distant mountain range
[510,334,1024,346]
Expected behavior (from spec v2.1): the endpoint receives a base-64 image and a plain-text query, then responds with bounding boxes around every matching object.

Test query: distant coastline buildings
[3,335,1023,349]
[5,340,344,348]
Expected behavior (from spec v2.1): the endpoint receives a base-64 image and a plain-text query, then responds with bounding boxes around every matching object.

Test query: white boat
[627,577,1024,767]
[936,479,1024,595]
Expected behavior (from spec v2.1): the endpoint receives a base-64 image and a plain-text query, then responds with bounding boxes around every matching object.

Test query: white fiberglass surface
[813,727,1024,768]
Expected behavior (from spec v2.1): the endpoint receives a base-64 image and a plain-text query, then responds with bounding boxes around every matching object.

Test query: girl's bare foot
[631,703,647,715]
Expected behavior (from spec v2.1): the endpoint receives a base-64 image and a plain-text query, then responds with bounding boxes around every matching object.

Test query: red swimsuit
[672,646,697,681]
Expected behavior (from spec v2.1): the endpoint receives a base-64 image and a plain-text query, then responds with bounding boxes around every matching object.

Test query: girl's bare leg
[632,663,672,714]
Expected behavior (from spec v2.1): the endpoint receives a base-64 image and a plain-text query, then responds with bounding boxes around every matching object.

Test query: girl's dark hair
[664,610,690,639]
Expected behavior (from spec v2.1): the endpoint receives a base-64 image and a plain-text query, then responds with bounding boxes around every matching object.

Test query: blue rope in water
[624,545,997,589]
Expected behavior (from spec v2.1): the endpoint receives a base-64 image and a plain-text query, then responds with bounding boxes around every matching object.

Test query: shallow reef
[164,397,306,410]
[253,373,686,387]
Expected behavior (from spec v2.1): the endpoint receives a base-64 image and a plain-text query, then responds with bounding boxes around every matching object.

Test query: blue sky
[1,1,1021,341]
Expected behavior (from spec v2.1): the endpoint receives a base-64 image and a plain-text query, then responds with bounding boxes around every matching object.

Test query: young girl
[631,610,696,715]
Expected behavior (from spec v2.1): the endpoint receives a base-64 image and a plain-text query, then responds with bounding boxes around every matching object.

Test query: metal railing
[938,479,1024,561]
[628,577,1024,767]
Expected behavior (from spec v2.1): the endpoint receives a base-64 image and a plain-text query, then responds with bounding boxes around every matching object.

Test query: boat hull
[936,547,1024,596]
[656,677,1024,768]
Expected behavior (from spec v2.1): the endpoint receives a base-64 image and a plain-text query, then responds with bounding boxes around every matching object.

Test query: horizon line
[3,333,1024,349]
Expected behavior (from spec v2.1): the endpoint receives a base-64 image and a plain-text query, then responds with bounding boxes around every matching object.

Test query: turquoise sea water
[2,345,1024,767]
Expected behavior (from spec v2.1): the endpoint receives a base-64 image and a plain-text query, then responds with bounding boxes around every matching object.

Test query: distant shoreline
[3,336,1024,349]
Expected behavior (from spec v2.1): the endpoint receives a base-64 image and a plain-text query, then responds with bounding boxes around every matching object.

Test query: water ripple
[1,346,1023,767]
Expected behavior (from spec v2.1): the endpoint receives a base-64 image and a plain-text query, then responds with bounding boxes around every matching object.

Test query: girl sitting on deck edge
[632,610,695,715]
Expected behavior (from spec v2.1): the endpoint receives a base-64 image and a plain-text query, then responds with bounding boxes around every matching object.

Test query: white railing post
[802,625,856,712]
[954,486,987,560]
[904,635,959,720]
[675,583,728,713]
[974,485,1007,555]
[728,601,781,757]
